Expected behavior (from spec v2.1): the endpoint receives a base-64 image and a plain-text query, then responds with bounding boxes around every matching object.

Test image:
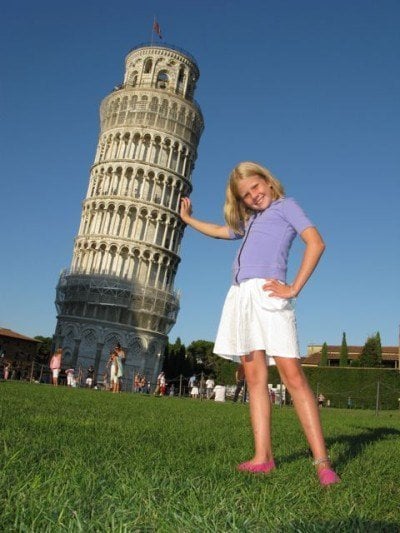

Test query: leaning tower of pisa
[54,43,204,384]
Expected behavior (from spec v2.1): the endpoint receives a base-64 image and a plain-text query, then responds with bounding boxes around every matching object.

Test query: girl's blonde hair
[224,161,285,234]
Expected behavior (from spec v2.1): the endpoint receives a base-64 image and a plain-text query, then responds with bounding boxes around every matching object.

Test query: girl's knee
[246,374,267,389]
[242,351,268,387]
[285,372,309,392]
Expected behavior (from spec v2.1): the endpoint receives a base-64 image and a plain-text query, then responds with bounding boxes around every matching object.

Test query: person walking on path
[49,348,63,387]
[180,161,340,486]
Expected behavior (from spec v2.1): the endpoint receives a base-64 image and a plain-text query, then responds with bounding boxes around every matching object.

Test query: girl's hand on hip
[262,279,295,299]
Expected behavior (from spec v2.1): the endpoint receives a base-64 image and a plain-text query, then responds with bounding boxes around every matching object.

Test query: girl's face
[236,175,273,211]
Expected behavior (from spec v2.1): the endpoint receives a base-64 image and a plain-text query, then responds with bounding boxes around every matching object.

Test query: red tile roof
[0,328,41,343]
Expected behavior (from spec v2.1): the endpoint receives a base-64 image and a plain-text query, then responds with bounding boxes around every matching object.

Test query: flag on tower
[153,20,162,39]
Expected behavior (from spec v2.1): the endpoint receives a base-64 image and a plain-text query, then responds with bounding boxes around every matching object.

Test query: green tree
[375,331,382,366]
[162,338,187,377]
[161,343,171,375]
[34,336,52,364]
[339,332,348,367]
[359,334,382,367]
[186,339,236,384]
[319,342,329,366]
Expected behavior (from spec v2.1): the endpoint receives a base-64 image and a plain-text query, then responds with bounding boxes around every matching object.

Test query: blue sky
[1,0,399,354]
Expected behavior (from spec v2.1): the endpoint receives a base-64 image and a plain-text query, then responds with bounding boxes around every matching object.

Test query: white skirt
[213,278,300,366]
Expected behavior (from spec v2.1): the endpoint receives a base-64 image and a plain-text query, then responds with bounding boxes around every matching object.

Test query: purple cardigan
[229,197,314,284]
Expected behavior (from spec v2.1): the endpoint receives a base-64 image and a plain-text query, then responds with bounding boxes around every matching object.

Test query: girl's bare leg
[241,350,273,463]
[274,357,331,471]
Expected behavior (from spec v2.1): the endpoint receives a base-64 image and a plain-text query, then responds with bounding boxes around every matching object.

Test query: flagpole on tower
[151,16,155,45]
[152,17,162,42]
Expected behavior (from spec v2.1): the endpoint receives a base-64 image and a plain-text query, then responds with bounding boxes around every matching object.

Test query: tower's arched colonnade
[54,44,204,384]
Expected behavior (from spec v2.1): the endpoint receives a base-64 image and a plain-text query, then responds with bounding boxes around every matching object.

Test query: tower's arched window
[144,58,153,74]
[150,97,158,112]
[129,71,138,87]
[177,67,185,94]
[157,71,169,89]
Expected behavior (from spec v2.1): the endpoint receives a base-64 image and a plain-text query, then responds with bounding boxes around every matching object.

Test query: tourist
[140,375,147,393]
[154,371,166,396]
[3,359,11,380]
[134,373,140,393]
[233,364,246,403]
[107,350,119,393]
[205,376,215,399]
[180,161,340,485]
[190,381,199,399]
[86,365,95,388]
[115,343,126,392]
[159,372,166,396]
[188,374,196,394]
[65,368,75,387]
[347,397,352,409]
[318,393,325,409]
[49,348,63,387]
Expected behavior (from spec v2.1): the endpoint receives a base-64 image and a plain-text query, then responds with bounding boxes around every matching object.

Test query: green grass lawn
[1,382,399,532]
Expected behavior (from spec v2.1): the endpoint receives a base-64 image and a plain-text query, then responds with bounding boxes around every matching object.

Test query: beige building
[53,43,204,383]
[304,344,399,369]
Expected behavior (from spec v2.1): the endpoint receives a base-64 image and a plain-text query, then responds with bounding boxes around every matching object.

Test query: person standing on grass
[205,376,215,399]
[159,372,167,396]
[107,350,119,393]
[3,359,11,380]
[49,348,63,386]
[65,368,75,387]
[233,364,246,403]
[318,393,325,409]
[86,365,95,388]
[115,343,126,393]
[180,161,340,486]
[188,373,196,394]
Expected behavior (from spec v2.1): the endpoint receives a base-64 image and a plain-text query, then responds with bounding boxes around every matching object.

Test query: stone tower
[54,43,204,385]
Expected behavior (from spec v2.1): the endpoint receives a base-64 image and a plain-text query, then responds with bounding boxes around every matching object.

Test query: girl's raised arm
[180,197,231,239]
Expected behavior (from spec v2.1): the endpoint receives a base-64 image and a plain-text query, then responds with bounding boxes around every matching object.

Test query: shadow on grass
[329,426,400,468]
[283,518,399,533]
[281,426,400,468]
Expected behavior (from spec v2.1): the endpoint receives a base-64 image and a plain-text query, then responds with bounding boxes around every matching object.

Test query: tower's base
[53,316,166,388]
[54,271,179,387]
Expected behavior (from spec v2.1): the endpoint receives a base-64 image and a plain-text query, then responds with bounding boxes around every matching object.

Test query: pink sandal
[318,468,341,486]
[237,459,276,474]
[313,457,340,485]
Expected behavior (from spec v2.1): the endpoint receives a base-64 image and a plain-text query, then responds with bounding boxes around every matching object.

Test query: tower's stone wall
[54,44,203,385]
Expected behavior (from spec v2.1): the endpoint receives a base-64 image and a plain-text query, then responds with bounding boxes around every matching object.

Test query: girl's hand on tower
[262,279,296,299]
[180,197,193,223]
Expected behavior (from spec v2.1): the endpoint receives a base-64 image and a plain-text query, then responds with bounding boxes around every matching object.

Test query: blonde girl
[180,161,340,486]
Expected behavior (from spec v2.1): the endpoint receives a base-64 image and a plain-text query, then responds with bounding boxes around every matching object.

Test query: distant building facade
[304,344,399,369]
[53,43,204,384]
[0,328,41,376]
